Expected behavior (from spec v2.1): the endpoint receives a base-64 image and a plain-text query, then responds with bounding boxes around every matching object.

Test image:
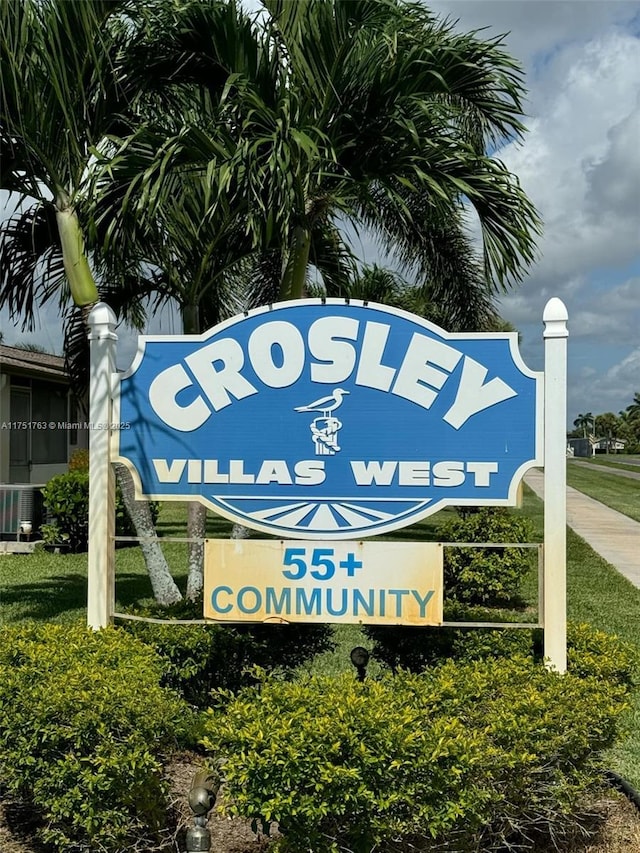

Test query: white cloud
[491,20,640,423]
[570,277,640,345]
[499,29,640,281]
[585,106,640,219]
[571,347,640,415]
[427,1,639,71]
[426,4,640,346]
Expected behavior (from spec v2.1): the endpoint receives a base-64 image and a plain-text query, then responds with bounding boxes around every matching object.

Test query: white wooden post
[87,303,117,629]
[543,297,568,672]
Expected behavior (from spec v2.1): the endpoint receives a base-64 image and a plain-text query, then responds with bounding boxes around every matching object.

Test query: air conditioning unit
[0,486,45,539]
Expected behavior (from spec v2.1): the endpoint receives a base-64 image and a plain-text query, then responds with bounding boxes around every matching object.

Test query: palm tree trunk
[279,224,311,300]
[185,500,206,600]
[114,463,182,605]
[55,204,99,307]
[182,302,208,601]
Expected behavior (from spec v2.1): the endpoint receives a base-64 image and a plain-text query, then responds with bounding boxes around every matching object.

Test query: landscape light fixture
[350,646,370,682]
[185,770,219,852]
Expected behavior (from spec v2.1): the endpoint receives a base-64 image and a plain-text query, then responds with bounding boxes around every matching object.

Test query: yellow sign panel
[204,539,442,626]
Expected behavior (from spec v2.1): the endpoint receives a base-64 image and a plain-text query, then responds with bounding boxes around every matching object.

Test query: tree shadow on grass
[0,572,167,623]
[154,508,234,540]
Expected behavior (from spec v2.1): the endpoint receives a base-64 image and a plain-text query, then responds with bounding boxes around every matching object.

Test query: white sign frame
[86,299,567,672]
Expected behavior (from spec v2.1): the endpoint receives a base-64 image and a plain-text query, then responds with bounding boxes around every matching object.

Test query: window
[31,381,68,464]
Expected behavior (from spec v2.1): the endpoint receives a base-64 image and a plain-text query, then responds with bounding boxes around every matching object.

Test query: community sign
[114,299,542,540]
[203,539,443,626]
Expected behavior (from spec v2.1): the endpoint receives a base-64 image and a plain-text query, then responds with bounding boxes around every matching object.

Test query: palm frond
[346,263,409,304]
[353,182,499,331]
[243,250,284,309]
[0,204,65,329]
[62,306,91,399]
[308,219,358,297]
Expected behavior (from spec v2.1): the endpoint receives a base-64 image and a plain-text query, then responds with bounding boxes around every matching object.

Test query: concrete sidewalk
[524,468,640,587]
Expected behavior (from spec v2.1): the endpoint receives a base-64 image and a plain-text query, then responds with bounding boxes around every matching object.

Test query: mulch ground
[2,753,640,853]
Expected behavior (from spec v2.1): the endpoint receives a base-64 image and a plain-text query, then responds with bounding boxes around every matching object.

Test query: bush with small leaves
[124,598,335,705]
[365,616,637,679]
[41,471,90,551]
[0,624,195,853]
[440,507,534,605]
[203,649,631,853]
[68,447,90,472]
[567,622,639,686]
[364,607,539,673]
[365,509,537,673]
[41,470,159,550]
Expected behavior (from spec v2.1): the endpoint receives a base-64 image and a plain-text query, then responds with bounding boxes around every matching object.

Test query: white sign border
[111,298,544,539]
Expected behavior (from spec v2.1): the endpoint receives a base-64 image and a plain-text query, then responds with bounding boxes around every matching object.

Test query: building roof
[0,344,68,381]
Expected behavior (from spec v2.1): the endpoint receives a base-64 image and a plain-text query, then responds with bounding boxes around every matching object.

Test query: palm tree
[618,407,640,448]
[595,412,620,452]
[0,0,182,604]
[0,1,100,310]
[107,0,540,313]
[94,141,360,597]
[626,392,640,421]
[573,412,595,438]
[270,0,541,300]
[94,160,262,598]
[310,262,491,331]
[89,0,542,589]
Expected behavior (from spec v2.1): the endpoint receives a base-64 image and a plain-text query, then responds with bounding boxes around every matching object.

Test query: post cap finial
[87,302,118,341]
[543,297,568,338]
[87,301,117,328]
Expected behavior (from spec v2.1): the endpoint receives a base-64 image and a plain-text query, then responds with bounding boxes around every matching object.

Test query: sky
[1,0,638,428]
[344,0,640,425]
[423,0,640,425]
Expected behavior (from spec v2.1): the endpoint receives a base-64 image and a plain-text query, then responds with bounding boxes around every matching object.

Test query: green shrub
[202,654,630,853]
[567,622,639,686]
[364,608,539,673]
[123,598,335,705]
[41,470,159,550]
[365,508,536,674]
[68,447,89,472]
[0,624,194,853]
[439,507,534,605]
[41,471,90,551]
[365,616,637,680]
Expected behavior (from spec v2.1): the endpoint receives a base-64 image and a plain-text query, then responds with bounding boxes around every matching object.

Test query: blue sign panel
[115,300,542,538]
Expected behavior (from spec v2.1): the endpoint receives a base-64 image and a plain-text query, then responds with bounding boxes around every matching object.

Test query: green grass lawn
[567,461,640,522]
[574,455,640,473]
[563,520,640,786]
[2,489,640,786]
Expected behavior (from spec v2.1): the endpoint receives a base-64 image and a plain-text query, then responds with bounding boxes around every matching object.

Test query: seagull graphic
[294,388,350,417]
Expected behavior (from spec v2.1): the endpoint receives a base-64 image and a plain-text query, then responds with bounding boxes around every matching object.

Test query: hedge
[0,623,195,852]
[202,626,635,852]
[123,599,335,705]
